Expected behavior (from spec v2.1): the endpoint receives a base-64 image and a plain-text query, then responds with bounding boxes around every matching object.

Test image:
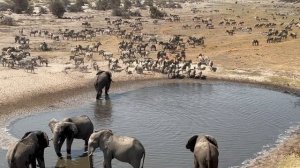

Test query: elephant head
[22,131,49,149]
[186,135,218,152]
[186,135,198,152]
[88,129,113,156]
[49,119,78,157]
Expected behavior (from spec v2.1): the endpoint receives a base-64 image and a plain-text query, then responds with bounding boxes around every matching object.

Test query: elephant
[186,135,219,168]
[88,129,146,168]
[6,131,49,168]
[94,71,112,100]
[48,115,94,158]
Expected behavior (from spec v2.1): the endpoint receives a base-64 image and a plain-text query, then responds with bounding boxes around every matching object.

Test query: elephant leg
[97,89,102,100]
[130,160,141,168]
[66,137,74,155]
[105,83,111,96]
[30,158,37,168]
[84,139,88,151]
[104,153,112,168]
[36,150,46,168]
[194,158,200,168]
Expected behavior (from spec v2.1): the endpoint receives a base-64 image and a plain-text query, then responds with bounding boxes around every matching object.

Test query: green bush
[49,0,66,18]
[4,0,32,13]
[96,0,121,10]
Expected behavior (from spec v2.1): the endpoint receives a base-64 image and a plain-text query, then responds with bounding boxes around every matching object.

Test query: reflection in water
[55,156,90,168]
[93,100,113,125]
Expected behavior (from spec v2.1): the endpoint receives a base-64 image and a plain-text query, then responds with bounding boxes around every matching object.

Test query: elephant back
[65,115,94,139]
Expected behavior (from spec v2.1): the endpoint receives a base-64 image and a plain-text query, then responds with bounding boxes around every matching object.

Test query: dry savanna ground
[0,0,300,167]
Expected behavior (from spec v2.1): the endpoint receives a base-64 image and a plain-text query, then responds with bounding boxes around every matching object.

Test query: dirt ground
[0,0,300,167]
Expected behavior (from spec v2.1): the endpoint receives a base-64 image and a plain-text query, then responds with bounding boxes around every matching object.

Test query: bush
[0,15,16,26]
[96,0,120,10]
[112,8,130,18]
[11,0,29,13]
[144,0,153,7]
[49,0,66,18]
[68,4,83,12]
[123,0,132,10]
[0,2,11,11]
[129,10,141,17]
[150,6,165,19]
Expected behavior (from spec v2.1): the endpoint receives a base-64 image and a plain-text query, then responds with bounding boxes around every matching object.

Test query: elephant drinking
[48,115,94,158]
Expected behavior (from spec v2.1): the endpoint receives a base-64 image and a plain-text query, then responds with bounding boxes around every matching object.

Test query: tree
[49,0,66,18]
[5,0,31,13]
[123,0,132,10]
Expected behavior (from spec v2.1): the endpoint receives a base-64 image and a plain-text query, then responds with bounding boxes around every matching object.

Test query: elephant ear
[204,135,218,148]
[106,71,112,81]
[66,123,78,137]
[21,131,33,139]
[36,131,49,148]
[49,118,59,133]
[100,129,113,150]
[96,70,105,75]
[186,135,198,152]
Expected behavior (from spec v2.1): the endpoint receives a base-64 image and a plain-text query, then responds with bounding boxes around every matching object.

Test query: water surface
[2,82,300,168]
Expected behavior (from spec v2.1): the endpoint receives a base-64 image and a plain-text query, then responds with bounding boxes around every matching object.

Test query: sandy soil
[0,0,300,167]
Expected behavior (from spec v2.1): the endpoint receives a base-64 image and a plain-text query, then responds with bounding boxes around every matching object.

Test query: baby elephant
[48,115,94,158]
[6,131,49,168]
[186,135,219,168]
[88,129,146,168]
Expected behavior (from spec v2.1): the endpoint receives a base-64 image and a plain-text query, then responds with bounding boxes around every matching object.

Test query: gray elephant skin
[6,131,49,168]
[186,135,219,168]
[48,115,94,158]
[88,129,146,168]
[94,71,112,100]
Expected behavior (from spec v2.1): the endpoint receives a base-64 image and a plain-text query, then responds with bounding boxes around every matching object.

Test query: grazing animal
[252,39,259,46]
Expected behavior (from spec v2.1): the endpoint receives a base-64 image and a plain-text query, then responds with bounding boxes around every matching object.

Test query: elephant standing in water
[186,135,219,168]
[6,131,49,168]
[48,115,94,158]
[88,129,146,168]
[94,71,112,100]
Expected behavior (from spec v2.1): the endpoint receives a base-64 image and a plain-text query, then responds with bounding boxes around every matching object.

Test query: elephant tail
[207,142,212,168]
[141,151,146,168]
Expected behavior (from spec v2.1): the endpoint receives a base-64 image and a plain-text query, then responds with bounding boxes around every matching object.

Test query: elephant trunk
[53,133,62,158]
[88,145,95,157]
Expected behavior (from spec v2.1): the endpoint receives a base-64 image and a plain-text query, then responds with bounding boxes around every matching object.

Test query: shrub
[150,6,165,19]
[0,2,11,11]
[9,0,30,13]
[96,0,120,10]
[0,15,16,26]
[129,10,141,17]
[123,0,132,10]
[49,0,66,18]
[112,8,130,18]
[68,4,83,12]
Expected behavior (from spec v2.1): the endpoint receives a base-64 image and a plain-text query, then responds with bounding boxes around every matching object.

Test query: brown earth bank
[0,0,300,167]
